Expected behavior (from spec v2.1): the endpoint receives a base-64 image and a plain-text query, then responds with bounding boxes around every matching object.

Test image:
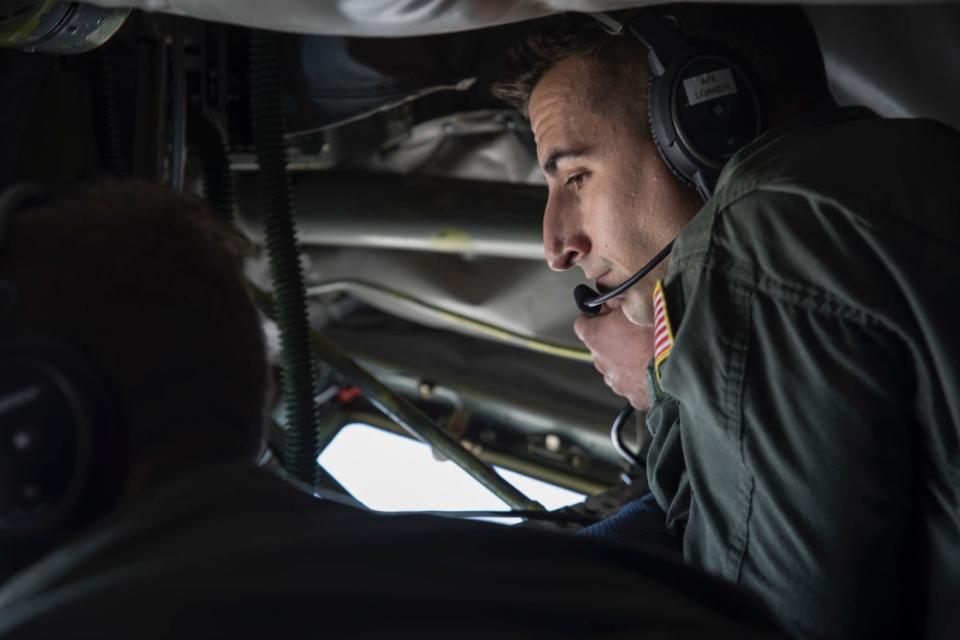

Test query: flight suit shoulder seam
[705,258,894,332]
[696,186,896,331]
[752,180,959,250]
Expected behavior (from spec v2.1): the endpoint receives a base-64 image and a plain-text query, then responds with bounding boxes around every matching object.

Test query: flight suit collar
[668,105,878,271]
[716,105,878,193]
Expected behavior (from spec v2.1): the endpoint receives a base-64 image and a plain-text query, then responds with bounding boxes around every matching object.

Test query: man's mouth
[594,271,614,292]
[593,272,624,310]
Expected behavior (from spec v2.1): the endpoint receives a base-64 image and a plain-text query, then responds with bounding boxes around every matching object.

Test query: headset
[0,184,127,543]
[574,8,765,316]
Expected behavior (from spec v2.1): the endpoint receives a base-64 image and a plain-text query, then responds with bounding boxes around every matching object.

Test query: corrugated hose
[249,29,320,484]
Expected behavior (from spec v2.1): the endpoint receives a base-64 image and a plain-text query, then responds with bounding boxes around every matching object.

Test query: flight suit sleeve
[733,286,915,639]
[657,191,922,639]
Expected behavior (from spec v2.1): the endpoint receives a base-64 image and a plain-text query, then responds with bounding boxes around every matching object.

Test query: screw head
[544,434,561,452]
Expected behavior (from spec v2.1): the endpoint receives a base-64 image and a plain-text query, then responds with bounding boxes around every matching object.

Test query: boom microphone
[573,241,675,315]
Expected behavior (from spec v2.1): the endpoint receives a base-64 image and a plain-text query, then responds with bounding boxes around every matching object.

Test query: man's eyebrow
[542,147,590,177]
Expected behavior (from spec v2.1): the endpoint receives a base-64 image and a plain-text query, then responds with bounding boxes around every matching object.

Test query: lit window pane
[318,423,585,515]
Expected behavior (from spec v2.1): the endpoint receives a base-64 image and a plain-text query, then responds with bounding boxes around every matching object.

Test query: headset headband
[592,9,765,198]
[592,9,690,76]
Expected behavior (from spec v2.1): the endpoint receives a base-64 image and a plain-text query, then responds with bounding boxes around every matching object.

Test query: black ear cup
[647,70,696,190]
[0,185,128,542]
[0,339,126,541]
[0,354,89,536]
[672,55,762,165]
[613,7,765,199]
[647,48,764,199]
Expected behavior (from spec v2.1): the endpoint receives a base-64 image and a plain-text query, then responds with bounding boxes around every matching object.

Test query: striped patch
[653,280,675,381]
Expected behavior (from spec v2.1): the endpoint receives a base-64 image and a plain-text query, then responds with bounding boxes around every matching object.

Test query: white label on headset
[683,68,738,106]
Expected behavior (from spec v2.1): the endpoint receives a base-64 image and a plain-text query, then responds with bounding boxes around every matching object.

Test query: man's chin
[621,294,654,327]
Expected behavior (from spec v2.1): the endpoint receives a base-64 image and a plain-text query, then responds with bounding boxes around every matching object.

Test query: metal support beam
[236,171,546,260]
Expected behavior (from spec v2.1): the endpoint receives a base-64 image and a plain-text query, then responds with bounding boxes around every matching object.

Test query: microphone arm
[574,241,675,315]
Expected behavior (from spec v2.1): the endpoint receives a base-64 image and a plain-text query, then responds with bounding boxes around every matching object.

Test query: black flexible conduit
[188,108,236,223]
[89,47,129,177]
[249,30,320,484]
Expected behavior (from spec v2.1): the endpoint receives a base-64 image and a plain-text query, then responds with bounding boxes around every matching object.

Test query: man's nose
[543,195,590,272]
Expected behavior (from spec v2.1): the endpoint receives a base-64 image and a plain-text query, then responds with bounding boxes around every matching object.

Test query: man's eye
[565,173,588,189]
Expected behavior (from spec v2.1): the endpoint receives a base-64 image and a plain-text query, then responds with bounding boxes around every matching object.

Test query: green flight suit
[645,107,960,640]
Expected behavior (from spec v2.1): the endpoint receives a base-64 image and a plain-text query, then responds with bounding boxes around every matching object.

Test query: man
[0,181,785,638]
[493,5,959,640]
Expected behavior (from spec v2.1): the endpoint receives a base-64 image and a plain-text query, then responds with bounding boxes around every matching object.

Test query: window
[319,423,585,519]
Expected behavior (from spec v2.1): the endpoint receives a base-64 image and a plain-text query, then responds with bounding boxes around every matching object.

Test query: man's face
[529,54,702,326]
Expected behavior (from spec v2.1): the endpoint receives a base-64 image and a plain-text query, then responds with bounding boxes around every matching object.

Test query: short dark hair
[491,13,648,126]
[0,182,268,466]
[493,4,832,125]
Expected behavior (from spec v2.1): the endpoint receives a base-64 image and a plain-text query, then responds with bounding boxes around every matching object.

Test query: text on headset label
[683,68,738,107]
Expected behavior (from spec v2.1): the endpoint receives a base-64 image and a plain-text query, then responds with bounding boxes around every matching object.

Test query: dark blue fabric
[578,493,671,546]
